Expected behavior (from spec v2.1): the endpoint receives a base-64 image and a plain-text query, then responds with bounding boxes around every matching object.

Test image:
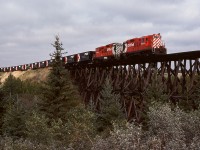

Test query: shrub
[25,111,54,145]
[0,136,66,150]
[147,104,187,149]
[63,105,96,149]
[92,123,145,150]
[92,103,200,150]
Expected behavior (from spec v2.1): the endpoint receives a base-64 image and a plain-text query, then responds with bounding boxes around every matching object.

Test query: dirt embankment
[0,68,50,83]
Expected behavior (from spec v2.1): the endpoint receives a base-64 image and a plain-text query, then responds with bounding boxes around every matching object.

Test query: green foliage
[92,104,200,150]
[25,105,96,149]
[142,71,170,129]
[0,75,42,135]
[25,111,53,145]
[144,71,169,106]
[64,105,96,149]
[147,104,187,149]
[97,78,125,135]
[40,36,81,121]
[21,80,42,95]
[1,74,41,99]
[25,111,69,147]
[92,123,144,150]
[0,85,4,134]
[146,103,200,149]
[0,136,58,150]
[2,74,23,97]
[2,98,27,138]
[179,75,200,111]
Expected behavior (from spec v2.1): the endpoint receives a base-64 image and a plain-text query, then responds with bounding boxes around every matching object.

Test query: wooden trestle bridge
[68,50,200,121]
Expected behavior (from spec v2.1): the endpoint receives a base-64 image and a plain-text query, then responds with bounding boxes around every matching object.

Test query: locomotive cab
[151,34,166,54]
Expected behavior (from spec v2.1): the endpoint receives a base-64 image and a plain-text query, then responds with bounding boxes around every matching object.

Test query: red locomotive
[94,33,166,60]
[123,33,166,55]
[95,43,123,59]
[0,33,166,72]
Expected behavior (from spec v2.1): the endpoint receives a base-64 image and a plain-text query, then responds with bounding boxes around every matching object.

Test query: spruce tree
[97,78,125,135]
[189,75,200,109]
[180,75,200,111]
[2,98,26,138]
[0,83,4,134]
[40,35,81,121]
[144,71,169,107]
[2,74,22,97]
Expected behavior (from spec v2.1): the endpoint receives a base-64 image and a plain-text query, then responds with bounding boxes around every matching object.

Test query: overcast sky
[0,0,200,67]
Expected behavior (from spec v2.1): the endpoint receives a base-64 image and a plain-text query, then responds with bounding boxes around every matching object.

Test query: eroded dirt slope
[0,68,50,83]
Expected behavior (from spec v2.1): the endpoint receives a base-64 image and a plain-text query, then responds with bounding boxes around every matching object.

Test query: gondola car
[47,59,54,67]
[10,66,18,71]
[4,67,10,72]
[39,61,46,68]
[30,62,39,69]
[18,65,28,71]
[78,51,95,63]
[66,54,78,64]
[17,65,23,71]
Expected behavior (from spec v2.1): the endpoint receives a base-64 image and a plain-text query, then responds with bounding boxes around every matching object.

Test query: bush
[63,105,96,149]
[147,103,200,149]
[92,103,200,150]
[25,105,96,149]
[0,136,67,150]
[25,111,54,145]
[92,122,145,150]
[146,104,187,149]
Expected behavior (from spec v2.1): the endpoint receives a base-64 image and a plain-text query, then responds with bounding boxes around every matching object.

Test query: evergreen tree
[2,74,22,97]
[0,74,24,135]
[180,75,200,111]
[2,98,26,138]
[189,75,200,109]
[144,71,169,107]
[40,35,81,121]
[0,83,4,134]
[97,78,125,135]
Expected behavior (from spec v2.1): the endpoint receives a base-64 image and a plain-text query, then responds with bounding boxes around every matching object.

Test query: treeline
[1,37,200,149]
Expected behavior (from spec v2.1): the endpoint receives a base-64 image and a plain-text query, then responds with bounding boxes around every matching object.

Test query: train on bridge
[0,33,166,72]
